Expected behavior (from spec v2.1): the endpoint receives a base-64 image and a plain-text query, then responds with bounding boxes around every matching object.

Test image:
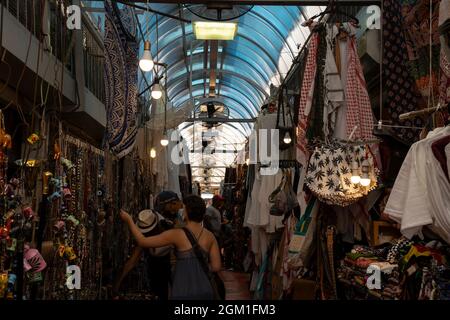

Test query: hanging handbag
[276,86,295,150]
[305,143,379,207]
[269,171,300,216]
[268,175,288,216]
[287,198,317,268]
[182,228,225,300]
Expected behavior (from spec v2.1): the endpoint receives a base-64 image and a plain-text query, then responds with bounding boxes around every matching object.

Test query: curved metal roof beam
[173,93,256,127]
[218,77,266,105]
[256,6,299,59]
[222,33,281,75]
[166,68,268,101]
[170,84,259,116]
[244,9,295,64]
[165,49,270,87]
[179,122,249,142]
[147,15,284,77]
[179,119,252,138]
[183,96,254,132]
[191,96,253,118]
[169,84,257,117]
[155,29,281,79]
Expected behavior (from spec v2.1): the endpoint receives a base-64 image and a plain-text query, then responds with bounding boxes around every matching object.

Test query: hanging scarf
[307,26,327,142]
[401,0,441,100]
[382,0,425,144]
[296,30,320,165]
[344,29,376,140]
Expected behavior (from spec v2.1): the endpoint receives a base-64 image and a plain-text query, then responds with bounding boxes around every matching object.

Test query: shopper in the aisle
[112,209,173,300]
[154,191,183,225]
[120,195,222,300]
[113,191,182,300]
[204,195,226,243]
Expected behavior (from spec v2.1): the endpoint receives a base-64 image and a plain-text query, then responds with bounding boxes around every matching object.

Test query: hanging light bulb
[139,41,154,72]
[160,132,169,147]
[150,147,156,158]
[359,159,371,187]
[283,131,292,144]
[350,160,361,184]
[152,79,163,100]
[245,158,250,166]
[360,173,371,187]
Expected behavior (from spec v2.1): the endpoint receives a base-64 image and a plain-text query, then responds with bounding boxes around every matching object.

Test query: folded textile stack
[338,238,450,300]
[337,244,402,300]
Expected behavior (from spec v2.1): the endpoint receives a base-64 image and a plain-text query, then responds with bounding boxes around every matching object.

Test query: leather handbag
[182,228,226,300]
[268,176,288,216]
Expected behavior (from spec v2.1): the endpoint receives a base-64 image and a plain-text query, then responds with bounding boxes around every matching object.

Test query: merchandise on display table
[337,238,450,300]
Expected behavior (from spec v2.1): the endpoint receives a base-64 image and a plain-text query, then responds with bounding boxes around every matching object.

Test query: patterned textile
[307,26,327,142]
[440,51,450,107]
[104,0,139,158]
[383,0,425,144]
[305,143,379,207]
[344,29,376,140]
[296,31,320,166]
[401,0,441,99]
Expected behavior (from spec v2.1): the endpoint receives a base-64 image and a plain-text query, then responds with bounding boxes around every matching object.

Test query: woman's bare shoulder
[202,228,218,243]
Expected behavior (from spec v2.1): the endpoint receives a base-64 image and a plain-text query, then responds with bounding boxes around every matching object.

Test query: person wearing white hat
[113,209,173,300]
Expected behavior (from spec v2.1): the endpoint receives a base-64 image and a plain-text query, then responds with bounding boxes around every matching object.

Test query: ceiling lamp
[160,132,169,147]
[151,80,163,100]
[150,147,156,158]
[193,21,238,40]
[139,41,154,72]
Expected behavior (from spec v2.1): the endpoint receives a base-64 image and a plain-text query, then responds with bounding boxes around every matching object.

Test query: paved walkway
[220,271,252,300]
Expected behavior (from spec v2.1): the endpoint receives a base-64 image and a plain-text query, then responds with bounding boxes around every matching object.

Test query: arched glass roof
[93,2,325,192]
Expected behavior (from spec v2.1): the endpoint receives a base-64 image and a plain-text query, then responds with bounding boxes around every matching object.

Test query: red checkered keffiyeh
[296,33,319,165]
[344,36,375,139]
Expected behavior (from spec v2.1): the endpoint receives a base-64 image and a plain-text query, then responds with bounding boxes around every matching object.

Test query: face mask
[177,209,185,222]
